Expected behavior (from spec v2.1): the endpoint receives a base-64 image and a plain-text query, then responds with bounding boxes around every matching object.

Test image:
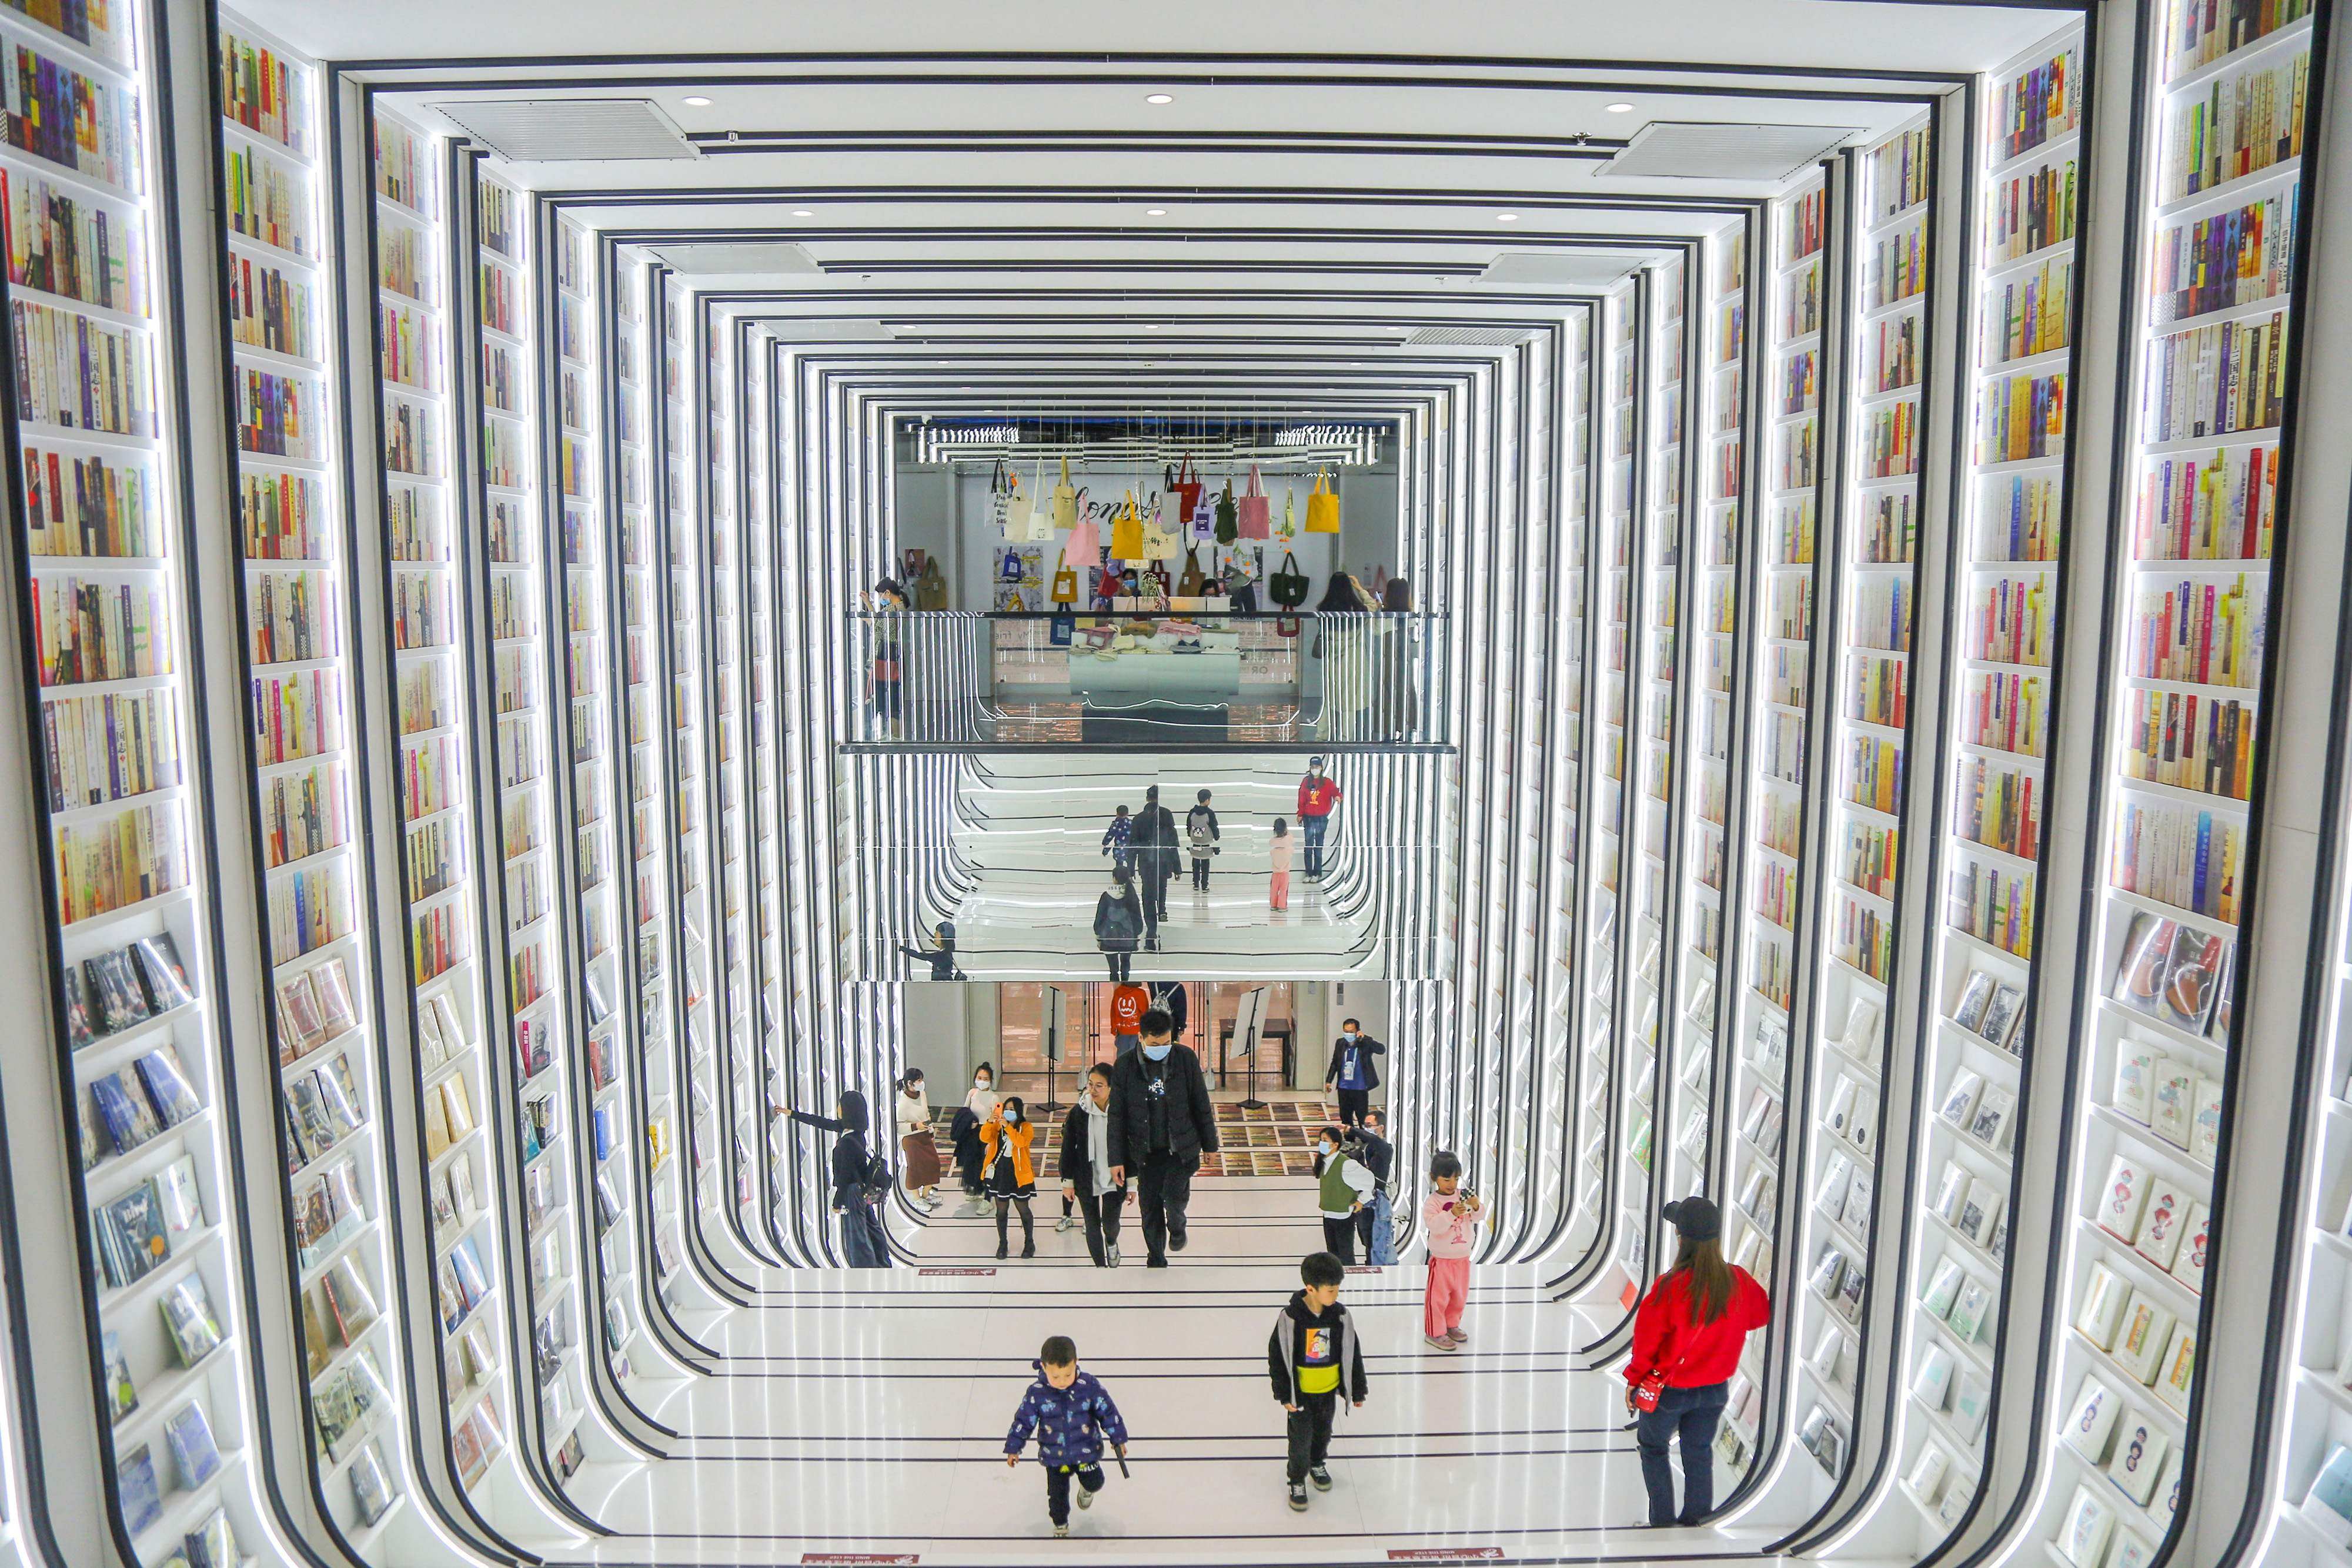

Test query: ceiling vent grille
[1406,326,1536,346]
[1479,251,1643,288]
[1598,121,1859,183]
[432,98,698,162]
[649,242,820,275]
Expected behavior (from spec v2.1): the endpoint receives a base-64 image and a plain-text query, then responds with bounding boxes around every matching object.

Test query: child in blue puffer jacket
[1003,1335,1130,1537]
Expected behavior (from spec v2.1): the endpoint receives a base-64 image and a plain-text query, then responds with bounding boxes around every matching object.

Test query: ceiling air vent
[1405,326,1536,346]
[1480,251,1644,289]
[432,98,699,162]
[1598,121,1860,183]
[649,242,821,276]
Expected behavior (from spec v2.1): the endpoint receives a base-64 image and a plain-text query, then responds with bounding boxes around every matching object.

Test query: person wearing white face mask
[981,1095,1040,1259]
[1322,1019,1385,1130]
[1312,1124,1375,1264]
[955,1064,1002,1213]
[1060,1064,1130,1266]
[1106,1008,1220,1266]
[897,1069,941,1208]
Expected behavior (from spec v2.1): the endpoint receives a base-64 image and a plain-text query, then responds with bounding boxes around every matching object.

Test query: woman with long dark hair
[1623,1197,1770,1526]
[786,1089,891,1267]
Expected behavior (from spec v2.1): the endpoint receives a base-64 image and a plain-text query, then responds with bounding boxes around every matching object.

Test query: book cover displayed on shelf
[115,1443,163,1537]
[94,1179,169,1287]
[163,1398,222,1488]
[159,1276,224,1366]
[102,1329,137,1423]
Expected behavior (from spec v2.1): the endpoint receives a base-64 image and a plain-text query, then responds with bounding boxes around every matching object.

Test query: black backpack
[861,1147,893,1202]
[1098,894,1140,942]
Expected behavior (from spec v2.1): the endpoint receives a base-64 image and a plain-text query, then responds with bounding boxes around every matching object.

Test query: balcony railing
[848,609,1452,748]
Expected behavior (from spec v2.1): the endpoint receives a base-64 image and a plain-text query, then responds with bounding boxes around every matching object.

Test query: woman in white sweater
[896,1069,941,1208]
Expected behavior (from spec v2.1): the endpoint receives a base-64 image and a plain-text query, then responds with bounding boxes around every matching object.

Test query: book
[164,1399,222,1488]
[183,1508,239,1568]
[1949,1369,1991,1439]
[1969,1086,2016,1151]
[1979,981,2025,1049]
[1907,1443,1950,1503]
[62,964,96,1048]
[276,971,328,1062]
[101,1329,138,1423]
[96,1181,171,1288]
[1933,1161,1973,1222]
[116,1444,164,1536]
[323,1256,381,1345]
[2075,1261,2129,1350]
[1957,1179,1998,1246]
[156,1155,203,1239]
[2147,1446,2183,1533]
[2134,1181,2190,1271]
[135,1046,203,1127]
[2112,1037,2159,1124]
[2059,1485,2116,1567]
[1824,1075,1859,1139]
[1910,1343,1955,1409]
[86,948,152,1033]
[2114,1292,2176,1384]
[91,1068,162,1155]
[1952,968,1996,1032]
[2190,1075,2224,1166]
[159,1276,224,1365]
[2104,1413,2170,1505]
[131,934,195,1012]
[2170,1201,2209,1292]
[2148,1057,2196,1149]
[1920,1258,1965,1319]
[2152,1323,2196,1415]
[1937,1069,1984,1131]
[2097,1153,2151,1243]
[349,1439,396,1524]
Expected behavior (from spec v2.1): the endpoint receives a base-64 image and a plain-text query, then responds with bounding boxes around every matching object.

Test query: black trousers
[1102,945,1132,981]
[1077,1186,1126,1265]
[1285,1392,1338,1482]
[1335,1088,1371,1128]
[1141,867,1170,931]
[1321,1215,1357,1265]
[1136,1152,1198,1262]
[1191,855,1212,890]
[1044,1462,1106,1525]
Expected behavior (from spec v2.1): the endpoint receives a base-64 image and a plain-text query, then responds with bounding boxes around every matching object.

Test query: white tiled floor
[549,1182,1788,1566]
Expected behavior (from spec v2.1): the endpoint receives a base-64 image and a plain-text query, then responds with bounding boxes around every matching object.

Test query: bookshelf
[1726,171,1829,1486]
[741,327,789,1257]
[655,273,726,1258]
[1890,28,2082,1544]
[368,106,524,1516]
[1550,309,1595,1256]
[217,12,421,1553]
[2035,2,2313,1557]
[5,1,277,1557]
[610,254,695,1305]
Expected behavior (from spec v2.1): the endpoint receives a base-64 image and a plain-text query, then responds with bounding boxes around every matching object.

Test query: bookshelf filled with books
[216,14,421,1553]
[610,254,694,1303]
[1891,30,2082,1546]
[656,273,727,1256]
[6,1,275,1558]
[1790,113,1935,1499]
[1550,309,1596,1256]
[546,215,656,1410]
[1724,172,1828,1487]
[368,107,524,1517]
[739,327,790,1257]
[2036,4,2312,1561]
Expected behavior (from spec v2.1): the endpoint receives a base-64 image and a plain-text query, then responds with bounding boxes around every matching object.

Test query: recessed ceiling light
[1145,324,1159,330]
[1145,208,1168,216]
[681,95,713,107]
[1605,102,1635,113]
[792,209,815,218]
[1145,93,1174,105]
[1496,212,1519,222]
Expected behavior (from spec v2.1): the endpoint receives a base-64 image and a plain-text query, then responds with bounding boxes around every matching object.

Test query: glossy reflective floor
[551,1182,1793,1564]
[940,756,1382,981]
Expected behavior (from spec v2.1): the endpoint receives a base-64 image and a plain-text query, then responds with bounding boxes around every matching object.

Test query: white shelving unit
[1549,309,1594,1255]
[743,329,790,1259]
[217,13,422,1555]
[2037,3,2312,1560]
[1732,172,1827,1487]
[7,2,284,1558]
[369,106,533,1524]
[1889,26,2083,1546]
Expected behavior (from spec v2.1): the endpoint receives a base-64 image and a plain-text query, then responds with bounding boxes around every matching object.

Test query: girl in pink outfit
[1268,818,1293,911]
[1421,1151,1483,1349]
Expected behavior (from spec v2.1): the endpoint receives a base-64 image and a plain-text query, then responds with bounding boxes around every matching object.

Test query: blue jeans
[1637,1382,1728,1524]
[1301,814,1329,877]
[1354,1186,1396,1265]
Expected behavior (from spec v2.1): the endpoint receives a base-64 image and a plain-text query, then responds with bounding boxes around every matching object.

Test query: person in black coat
[1130,786,1180,950]
[897,920,963,980]
[1060,1064,1130,1267]
[1148,979,1190,1047]
[1093,867,1144,982]
[787,1089,890,1267]
[1107,1008,1220,1267]
[1323,1020,1386,1129]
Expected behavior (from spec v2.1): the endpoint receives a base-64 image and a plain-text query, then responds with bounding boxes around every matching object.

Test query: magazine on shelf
[160,1276,225,1365]
[91,1069,163,1156]
[136,1045,203,1126]
[163,1399,222,1488]
[95,1179,171,1288]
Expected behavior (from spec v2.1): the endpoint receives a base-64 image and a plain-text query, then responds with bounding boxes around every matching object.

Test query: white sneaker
[1077,1484,1095,1510]
[1057,1215,1075,1233]
[1106,1245,1121,1267]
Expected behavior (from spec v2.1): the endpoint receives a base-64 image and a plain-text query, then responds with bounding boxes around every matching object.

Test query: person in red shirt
[1624,1196,1770,1526]
[1108,981,1150,1057]
[1295,758,1343,880]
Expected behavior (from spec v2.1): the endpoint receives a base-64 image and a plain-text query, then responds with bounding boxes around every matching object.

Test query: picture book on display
[164,1399,222,1488]
[349,1439,396,1524]
[136,1045,203,1126]
[102,1329,138,1423]
[183,1507,239,1568]
[117,1443,164,1537]
[90,1068,162,1156]
[2109,912,2229,1037]
[95,1179,171,1288]
[160,1275,225,1366]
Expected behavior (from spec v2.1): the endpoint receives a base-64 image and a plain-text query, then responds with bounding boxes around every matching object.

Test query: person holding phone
[1624,1196,1772,1526]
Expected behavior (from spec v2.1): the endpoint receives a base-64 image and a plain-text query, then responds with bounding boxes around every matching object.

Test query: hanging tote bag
[1305,467,1341,534]
[1188,487,1217,545]
[1024,460,1057,541]
[916,555,950,611]
[1110,495,1145,560]
[1176,547,1208,599]
[1278,485,1299,541]
[1000,546,1026,584]
[1168,456,1204,521]
[988,459,1016,536]
[1237,464,1271,539]
[1064,493,1100,562]
[1269,550,1311,609]
[1143,492,1182,561]
[1051,457,1081,530]
[1050,552,1079,606]
[1214,479,1239,544]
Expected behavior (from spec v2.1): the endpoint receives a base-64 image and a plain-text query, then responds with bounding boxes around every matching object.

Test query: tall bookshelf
[742,328,789,1258]
[1892,30,2083,1544]
[218,14,420,1553]
[1548,309,1593,1253]
[369,106,523,1514]
[1726,173,1827,1484]
[5,1,278,1557]
[2038,4,2314,1561]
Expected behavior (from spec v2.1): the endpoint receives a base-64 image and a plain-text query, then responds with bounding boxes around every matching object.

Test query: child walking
[1269,818,1292,911]
[1100,803,1135,873]
[1421,1151,1484,1350]
[1267,1251,1368,1512]
[1004,1335,1130,1538]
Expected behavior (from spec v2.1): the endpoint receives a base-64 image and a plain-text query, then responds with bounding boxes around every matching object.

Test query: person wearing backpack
[786,1089,891,1267]
[1094,865,1144,981]
[1185,789,1221,892]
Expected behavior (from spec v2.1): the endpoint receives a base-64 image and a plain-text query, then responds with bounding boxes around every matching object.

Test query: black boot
[996,1203,1010,1260]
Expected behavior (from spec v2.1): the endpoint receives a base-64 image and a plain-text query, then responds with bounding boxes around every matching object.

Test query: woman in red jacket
[1624,1196,1770,1526]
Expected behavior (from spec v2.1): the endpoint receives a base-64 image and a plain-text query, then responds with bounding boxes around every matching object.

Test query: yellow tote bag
[1051,456,1080,530]
[1110,494,1145,560]
[1304,467,1341,534]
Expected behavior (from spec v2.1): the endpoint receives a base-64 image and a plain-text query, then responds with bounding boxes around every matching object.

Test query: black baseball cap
[1663,1196,1721,1243]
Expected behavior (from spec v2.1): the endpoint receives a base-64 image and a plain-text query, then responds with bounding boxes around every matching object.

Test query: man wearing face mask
[1322,1018,1385,1131]
[1107,1007,1220,1267]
